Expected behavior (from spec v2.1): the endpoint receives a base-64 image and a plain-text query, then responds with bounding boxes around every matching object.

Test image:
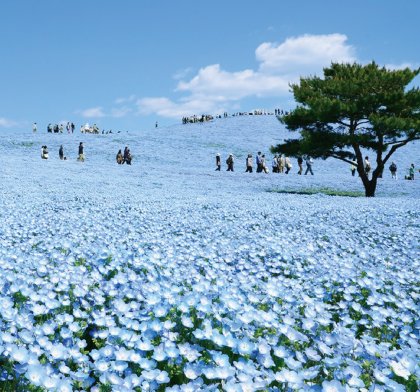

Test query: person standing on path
[297,156,303,175]
[215,153,221,171]
[256,152,263,173]
[226,154,234,172]
[389,162,397,179]
[246,154,253,173]
[304,156,314,175]
[33,122,37,133]
[78,142,85,162]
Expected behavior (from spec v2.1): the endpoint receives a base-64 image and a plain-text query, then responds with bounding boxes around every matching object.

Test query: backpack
[390,163,397,172]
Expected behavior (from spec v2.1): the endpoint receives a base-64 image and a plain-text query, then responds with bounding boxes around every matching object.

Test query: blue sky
[1,0,419,132]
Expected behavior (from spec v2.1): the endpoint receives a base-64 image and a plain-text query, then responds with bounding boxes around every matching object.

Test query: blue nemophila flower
[26,364,47,387]
[321,379,346,392]
[10,345,29,363]
[237,339,255,355]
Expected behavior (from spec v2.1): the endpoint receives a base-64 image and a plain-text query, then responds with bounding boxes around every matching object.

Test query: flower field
[0,116,419,391]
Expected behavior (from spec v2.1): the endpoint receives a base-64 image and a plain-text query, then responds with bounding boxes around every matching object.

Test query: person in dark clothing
[297,156,303,175]
[59,145,64,160]
[125,149,132,165]
[123,146,129,163]
[389,162,397,179]
[116,149,124,164]
[215,153,221,171]
[256,152,263,173]
[226,154,234,171]
[78,142,85,161]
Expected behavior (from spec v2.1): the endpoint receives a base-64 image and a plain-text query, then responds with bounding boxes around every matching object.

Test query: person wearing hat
[226,153,234,172]
[215,153,221,171]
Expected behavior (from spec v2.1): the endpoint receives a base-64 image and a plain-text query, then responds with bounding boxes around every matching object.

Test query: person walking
[32,122,37,133]
[364,156,371,177]
[304,156,314,175]
[226,154,234,172]
[284,156,292,174]
[215,153,221,171]
[256,152,263,173]
[59,145,64,160]
[78,142,85,161]
[297,156,303,175]
[261,154,269,173]
[279,154,285,173]
[389,161,397,179]
[272,155,278,173]
[350,158,357,177]
[246,154,253,173]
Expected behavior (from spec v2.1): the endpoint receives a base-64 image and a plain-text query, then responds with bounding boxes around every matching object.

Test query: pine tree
[271,62,420,196]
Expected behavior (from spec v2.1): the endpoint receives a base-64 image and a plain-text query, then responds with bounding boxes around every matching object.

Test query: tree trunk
[364,178,377,197]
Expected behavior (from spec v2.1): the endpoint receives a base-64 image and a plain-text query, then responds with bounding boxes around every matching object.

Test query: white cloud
[173,67,194,80]
[114,95,137,105]
[176,64,289,99]
[79,107,105,118]
[256,33,356,74]
[137,97,226,118]
[0,117,18,127]
[111,107,132,118]
[137,33,357,119]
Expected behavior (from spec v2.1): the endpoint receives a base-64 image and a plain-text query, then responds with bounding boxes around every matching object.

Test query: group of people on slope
[116,147,132,165]
[350,156,416,180]
[40,142,84,161]
[215,152,314,175]
[43,122,76,134]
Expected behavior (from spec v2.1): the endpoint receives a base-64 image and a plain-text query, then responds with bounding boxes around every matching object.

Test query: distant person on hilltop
[32,122,37,133]
[226,154,234,171]
[246,153,253,173]
[215,153,221,171]
[77,142,85,162]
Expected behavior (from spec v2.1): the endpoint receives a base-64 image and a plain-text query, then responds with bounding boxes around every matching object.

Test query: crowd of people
[181,109,291,124]
[215,152,417,180]
[215,152,314,175]
[182,115,214,124]
[39,142,85,162]
[33,122,119,135]
[39,142,135,166]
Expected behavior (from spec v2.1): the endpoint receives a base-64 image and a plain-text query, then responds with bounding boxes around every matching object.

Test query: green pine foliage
[271,62,420,196]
